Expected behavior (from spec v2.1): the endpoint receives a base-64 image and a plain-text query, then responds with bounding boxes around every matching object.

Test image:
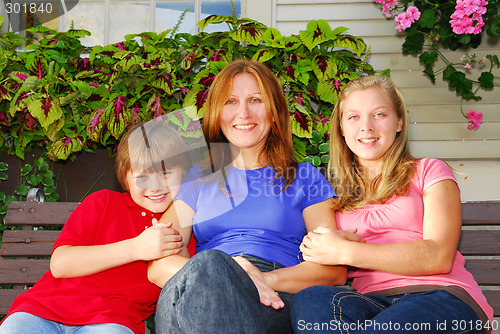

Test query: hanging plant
[374,0,500,129]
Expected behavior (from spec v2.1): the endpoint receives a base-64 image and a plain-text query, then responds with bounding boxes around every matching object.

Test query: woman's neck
[232,149,266,170]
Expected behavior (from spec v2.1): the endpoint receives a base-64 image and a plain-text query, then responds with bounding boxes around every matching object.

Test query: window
[1,0,242,46]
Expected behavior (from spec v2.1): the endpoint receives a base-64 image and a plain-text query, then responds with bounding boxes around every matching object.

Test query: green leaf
[486,16,500,37]
[299,20,333,51]
[321,155,330,164]
[16,184,30,196]
[319,142,330,154]
[0,162,8,172]
[419,9,436,28]
[48,137,84,160]
[26,97,64,132]
[27,175,41,186]
[0,172,7,181]
[419,51,438,66]
[0,192,6,201]
[310,130,323,146]
[44,186,57,195]
[478,72,494,89]
[35,158,49,172]
[21,164,33,176]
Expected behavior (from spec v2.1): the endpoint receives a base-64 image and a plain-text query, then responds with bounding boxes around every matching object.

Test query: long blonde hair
[202,59,297,188]
[328,75,416,211]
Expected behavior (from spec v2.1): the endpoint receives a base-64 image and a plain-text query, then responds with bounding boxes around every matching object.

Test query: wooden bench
[1,200,500,321]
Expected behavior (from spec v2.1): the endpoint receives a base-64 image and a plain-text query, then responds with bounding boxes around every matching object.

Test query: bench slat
[458,230,500,256]
[462,201,500,225]
[483,290,500,317]
[0,259,50,284]
[5,202,79,226]
[464,259,500,285]
[1,230,60,257]
[0,290,27,316]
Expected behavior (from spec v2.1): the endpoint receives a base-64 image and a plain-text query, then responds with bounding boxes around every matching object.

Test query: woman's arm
[50,220,183,278]
[147,199,193,287]
[259,198,359,294]
[301,179,462,276]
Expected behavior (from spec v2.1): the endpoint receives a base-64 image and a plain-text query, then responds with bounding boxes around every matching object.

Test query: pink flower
[464,63,472,69]
[375,0,398,17]
[465,110,483,130]
[395,6,421,31]
[450,0,488,35]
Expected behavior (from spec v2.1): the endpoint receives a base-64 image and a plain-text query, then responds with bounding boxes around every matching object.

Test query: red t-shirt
[5,190,162,334]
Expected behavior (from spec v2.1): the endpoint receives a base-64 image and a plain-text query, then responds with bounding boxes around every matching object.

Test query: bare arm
[50,220,183,278]
[301,179,462,276]
[260,199,350,293]
[147,199,193,287]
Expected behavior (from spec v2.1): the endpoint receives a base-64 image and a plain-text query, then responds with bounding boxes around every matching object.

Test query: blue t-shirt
[176,162,335,267]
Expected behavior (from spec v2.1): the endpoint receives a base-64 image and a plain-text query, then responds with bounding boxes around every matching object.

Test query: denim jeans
[290,286,484,334]
[154,249,294,334]
[0,312,133,334]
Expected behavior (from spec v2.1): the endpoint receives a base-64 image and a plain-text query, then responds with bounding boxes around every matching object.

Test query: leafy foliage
[376,0,500,124]
[0,15,377,170]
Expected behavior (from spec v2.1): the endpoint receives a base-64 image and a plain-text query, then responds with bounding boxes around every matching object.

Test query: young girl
[291,76,493,334]
[0,119,190,334]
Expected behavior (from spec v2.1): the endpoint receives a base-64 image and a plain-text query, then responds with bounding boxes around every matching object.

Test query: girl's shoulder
[413,157,457,192]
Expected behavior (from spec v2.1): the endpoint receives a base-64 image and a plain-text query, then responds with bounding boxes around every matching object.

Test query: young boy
[0,119,191,334]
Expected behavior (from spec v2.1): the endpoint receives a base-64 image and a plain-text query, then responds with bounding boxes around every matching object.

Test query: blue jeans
[0,312,133,334]
[291,286,484,334]
[154,249,294,334]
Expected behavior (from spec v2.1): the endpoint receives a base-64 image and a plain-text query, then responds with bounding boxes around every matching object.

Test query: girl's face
[340,87,403,173]
[126,166,183,213]
[220,72,272,155]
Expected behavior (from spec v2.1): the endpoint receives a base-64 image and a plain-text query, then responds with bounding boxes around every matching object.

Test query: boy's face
[126,166,183,213]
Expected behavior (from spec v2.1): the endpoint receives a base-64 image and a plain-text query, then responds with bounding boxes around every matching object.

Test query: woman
[291,76,493,333]
[148,59,354,333]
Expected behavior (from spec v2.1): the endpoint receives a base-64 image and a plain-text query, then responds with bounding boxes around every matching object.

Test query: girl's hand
[233,256,285,310]
[132,218,183,261]
[300,227,365,265]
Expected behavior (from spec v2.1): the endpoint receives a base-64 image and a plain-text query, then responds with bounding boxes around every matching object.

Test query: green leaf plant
[374,0,500,130]
[1,15,377,170]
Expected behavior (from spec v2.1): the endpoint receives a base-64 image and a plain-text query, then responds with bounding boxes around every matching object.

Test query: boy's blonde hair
[328,75,416,211]
[116,120,191,191]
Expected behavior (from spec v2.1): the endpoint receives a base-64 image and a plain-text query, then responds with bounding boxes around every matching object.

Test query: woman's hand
[300,227,365,265]
[232,256,285,310]
[132,218,184,261]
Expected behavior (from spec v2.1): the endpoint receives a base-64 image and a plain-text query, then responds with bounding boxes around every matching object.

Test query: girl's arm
[50,219,183,278]
[147,199,193,287]
[252,198,363,294]
[301,179,462,276]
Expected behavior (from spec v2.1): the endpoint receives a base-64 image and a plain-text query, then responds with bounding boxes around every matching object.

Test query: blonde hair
[202,59,297,188]
[116,120,191,191]
[328,75,416,211]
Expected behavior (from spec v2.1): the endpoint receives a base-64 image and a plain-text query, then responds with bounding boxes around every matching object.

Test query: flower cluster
[450,0,489,34]
[465,110,483,130]
[395,6,421,31]
[375,0,399,17]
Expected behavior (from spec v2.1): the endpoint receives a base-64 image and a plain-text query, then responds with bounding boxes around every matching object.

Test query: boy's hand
[132,218,183,261]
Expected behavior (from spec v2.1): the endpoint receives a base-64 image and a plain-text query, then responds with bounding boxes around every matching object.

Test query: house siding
[248,0,500,201]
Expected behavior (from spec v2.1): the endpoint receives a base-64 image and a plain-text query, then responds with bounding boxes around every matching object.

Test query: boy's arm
[50,219,183,278]
[148,199,194,287]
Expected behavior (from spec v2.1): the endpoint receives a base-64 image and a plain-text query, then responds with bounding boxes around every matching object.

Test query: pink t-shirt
[336,158,493,323]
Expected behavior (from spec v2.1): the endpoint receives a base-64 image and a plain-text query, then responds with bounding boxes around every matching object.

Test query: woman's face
[219,72,272,155]
[340,87,403,173]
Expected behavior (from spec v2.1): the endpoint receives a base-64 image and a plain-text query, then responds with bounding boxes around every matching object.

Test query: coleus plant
[0,15,377,168]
